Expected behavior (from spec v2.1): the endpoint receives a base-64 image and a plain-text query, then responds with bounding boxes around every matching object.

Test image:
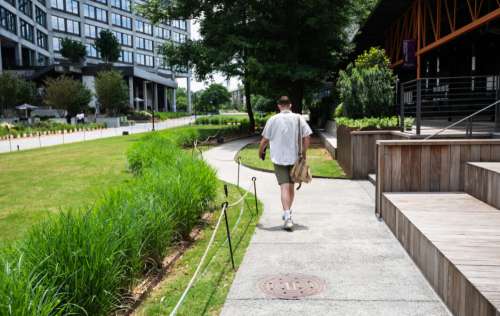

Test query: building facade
[0,0,192,112]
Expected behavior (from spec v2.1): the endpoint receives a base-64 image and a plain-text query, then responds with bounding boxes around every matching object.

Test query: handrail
[424,99,500,140]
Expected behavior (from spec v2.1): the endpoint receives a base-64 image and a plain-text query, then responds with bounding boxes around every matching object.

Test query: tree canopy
[95,30,120,64]
[197,84,230,113]
[60,39,87,64]
[44,76,92,118]
[95,70,129,115]
[0,73,37,116]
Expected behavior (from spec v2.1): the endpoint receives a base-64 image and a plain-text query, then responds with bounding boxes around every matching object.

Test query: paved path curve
[0,116,194,153]
[204,138,450,316]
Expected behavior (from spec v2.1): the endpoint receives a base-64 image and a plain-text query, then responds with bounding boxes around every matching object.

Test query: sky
[176,20,241,92]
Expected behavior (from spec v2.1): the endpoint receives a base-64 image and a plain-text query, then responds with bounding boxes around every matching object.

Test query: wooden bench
[382,192,500,316]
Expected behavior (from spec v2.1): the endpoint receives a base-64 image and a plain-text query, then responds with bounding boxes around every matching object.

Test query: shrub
[60,38,87,64]
[337,47,396,119]
[0,132,218,315]
[334,103,344,118]
[95,70,129,115]
[0,73,37,116]
[336,116,414,131]
[44,76,92,118]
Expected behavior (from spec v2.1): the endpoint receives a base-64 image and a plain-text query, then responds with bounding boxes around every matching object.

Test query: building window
[112,30,132,47]
[51,0,78,15]
[84,23,103,38]
[135,20,152,35]
[36,30,48,49]
[111,13,131,30]
[154,26,169,39]
[19,0,33,17]
[172,19,186,30]
[111,0,130,12]
[86,43,100,58]
[5,0,16,7]
[0,6,17,34]
[35,6,46,27]
[91,0,106,4]
[172,31,186,43]
[135,36,153,51]
[52,37,61,51]
[20,19,34,42]
[83,4,107,23]
[136,53,153,67]
[157,56,169,70]
[51,15,80,35]
[119,50,133,63]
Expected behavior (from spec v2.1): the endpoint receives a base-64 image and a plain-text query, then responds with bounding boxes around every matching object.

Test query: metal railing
[400,75,500,135]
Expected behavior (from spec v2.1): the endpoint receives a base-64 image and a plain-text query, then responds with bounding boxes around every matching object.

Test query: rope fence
[168,177,258,316]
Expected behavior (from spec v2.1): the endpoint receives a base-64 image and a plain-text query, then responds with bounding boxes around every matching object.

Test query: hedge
[335,116,414,131]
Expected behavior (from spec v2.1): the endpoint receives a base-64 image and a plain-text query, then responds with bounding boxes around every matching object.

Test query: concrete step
[465,162,500,209]
[381,192,500,316]
[318,131,337,159]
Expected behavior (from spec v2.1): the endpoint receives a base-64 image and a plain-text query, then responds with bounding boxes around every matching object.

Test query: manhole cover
[257,274,326,300]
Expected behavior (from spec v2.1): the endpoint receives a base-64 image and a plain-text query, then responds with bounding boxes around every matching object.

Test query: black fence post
[495,75,500,133]
[222,202,235,270]
[252,177,258,215]
[416,79,422,135]
[400,82,405,132]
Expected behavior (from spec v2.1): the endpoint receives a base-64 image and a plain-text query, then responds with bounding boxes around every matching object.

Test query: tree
[251,95,275,113]
[95,30,120,64]
[95,70,129,115]
[141,2,260,132]
[337,47,396,118]
[197,84,230,113]
[44,76,92,119]
[60,38,87,64]
[0,73,37,116]
[175,87,188,112]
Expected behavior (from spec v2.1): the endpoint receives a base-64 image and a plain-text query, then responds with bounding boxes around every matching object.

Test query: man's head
[277,96,292,111]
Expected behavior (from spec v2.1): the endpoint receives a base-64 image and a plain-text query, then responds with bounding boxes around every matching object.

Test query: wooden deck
[465,162,500,209]
[382,193,500,316]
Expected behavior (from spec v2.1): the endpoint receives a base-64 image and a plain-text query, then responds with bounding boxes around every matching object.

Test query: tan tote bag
[290,115,312,190]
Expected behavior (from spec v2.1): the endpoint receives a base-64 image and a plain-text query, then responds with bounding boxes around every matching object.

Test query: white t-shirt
[262,110,313,166]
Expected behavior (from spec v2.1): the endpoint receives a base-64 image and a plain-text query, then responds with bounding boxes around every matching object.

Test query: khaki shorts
[273,164,294,185]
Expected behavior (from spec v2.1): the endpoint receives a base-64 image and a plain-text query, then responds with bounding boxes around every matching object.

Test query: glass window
[51,0,64,10]
[135,20,152,35]
[65,0,78,14]
[135,36,153,51]
[19,0,33,17]
[136,53,153,67]
[84,23,103,38]
[36,30,48,49]
[52,37,62,51]
[86,43,99,58]
[91,0,106,4]
[0,6,17,34]
[111,13,131,29]
[154,26,170,39]
[111,0,130,11]
[20,19,34,42]
[35,6,46,27]
[66,19,80,35]
[119,50,133,63]
[83,4,107,22]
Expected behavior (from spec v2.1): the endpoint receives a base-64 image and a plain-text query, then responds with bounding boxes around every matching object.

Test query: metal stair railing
[424,99,500,140]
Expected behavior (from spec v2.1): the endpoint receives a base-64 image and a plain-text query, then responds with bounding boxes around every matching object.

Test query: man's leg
[280,183,294,210]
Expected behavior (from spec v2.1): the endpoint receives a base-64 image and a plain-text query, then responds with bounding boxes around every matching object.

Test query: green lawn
[237,143,346,178]
[0,125,226,245]
[135,182,261,316]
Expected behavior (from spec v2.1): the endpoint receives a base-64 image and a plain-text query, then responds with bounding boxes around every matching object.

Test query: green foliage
[0,133,218,315]
[197,84,231,113]
[0,122,105,138]
[0,73,37,115]
[60,38,87,64]
[308,95,336,127]
[95,30,120,64]
[195,114,268,130]
[154,111,190,120]
[252,95,275,113]
[337,47,396,119]
[334,103,344,118]
[95,70,129,115]
[44,76,92,117]
[175,87,188,112]
[336,116,414,131]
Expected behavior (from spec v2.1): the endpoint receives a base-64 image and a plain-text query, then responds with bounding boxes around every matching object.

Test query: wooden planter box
[337,125,408,179]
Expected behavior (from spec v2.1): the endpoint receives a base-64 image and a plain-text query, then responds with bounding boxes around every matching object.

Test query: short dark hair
[278,96,291,106]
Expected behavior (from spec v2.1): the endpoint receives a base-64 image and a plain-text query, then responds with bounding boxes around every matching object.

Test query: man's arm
[302,136,310,159]
[258,137,269,160]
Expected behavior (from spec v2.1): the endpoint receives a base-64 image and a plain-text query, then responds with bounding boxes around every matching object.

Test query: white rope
[168,204,227,316]
[228,184,253,207]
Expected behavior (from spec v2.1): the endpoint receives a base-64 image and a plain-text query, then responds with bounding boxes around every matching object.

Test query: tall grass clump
[0,132,218,315]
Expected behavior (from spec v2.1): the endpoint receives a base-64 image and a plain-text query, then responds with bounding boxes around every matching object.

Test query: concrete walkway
[204,138,450,316]
[0,116,194,153]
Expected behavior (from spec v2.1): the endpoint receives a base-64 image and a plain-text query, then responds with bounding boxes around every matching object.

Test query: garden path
[204,138,450,316]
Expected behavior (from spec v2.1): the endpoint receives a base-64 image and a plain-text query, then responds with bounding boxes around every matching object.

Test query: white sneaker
[284,218,294,231]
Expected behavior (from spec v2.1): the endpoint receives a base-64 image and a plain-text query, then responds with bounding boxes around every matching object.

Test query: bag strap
[297,115,302,159]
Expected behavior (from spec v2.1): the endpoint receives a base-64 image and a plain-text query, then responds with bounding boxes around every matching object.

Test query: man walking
[258,96,312,230]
